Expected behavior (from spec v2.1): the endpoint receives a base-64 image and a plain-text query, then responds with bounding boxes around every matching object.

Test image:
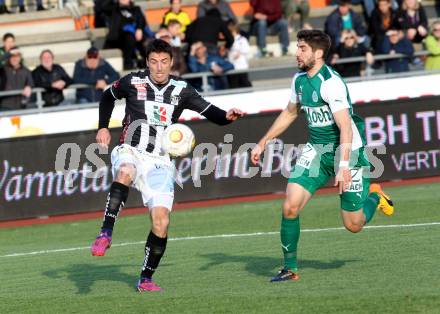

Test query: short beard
[299,58,315,72]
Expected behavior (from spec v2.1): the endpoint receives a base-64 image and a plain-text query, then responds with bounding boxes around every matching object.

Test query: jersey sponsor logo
[170,79,187,87]
[303,105,335,127]
[131,82,147,100]
[131,77,148,85]
[346,168,363,193]
[130,77,149,100]
[154,105,168,123]
[296,143,317,169]
[145,101,174,126]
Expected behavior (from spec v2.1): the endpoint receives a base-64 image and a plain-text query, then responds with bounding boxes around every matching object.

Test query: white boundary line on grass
[1,222,439,258]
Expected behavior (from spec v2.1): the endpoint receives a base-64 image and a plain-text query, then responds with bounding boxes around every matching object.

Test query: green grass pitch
[1,182,439,313]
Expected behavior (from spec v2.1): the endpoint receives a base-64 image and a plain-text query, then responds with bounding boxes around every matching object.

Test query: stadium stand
[0,0,439,107]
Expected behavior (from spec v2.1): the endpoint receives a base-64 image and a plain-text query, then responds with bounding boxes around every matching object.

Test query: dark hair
[145,39,173,59]
[168,19,181,27]
[206,8,221,18]
[339,0,351,5]
[227,20,240,33]
[297,30,332,58]
[3,33,15,42]
[169,0,180,4]
[40,49,54,59]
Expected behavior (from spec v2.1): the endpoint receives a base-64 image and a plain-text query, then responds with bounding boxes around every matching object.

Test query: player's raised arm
[184,84,243,125]
[251,101,299,165]
[96,76,129,148]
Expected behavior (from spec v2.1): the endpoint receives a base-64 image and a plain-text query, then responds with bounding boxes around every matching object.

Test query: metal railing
[0,83,91,110]
[0,50,433,116]
[181,50,430,92]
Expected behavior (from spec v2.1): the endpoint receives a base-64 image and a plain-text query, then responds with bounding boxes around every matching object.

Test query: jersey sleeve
[109,74,131,100]
[182,84,212,114]
[289,73,300,104]
[320,77,350,113]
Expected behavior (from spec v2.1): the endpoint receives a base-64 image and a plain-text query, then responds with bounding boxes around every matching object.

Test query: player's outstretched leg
[271,183,311,282]
[91,181,129,256]
[137,206,169,292]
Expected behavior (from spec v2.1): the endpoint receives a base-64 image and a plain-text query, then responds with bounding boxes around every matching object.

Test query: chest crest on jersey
[170,95,181,106]
[312,91,319,103]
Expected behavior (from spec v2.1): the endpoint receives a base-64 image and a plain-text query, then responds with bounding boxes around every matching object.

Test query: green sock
[280,216,300,271]
[363,192,380,224]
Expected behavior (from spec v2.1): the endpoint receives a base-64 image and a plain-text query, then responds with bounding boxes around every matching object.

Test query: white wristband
[339,160,349,168]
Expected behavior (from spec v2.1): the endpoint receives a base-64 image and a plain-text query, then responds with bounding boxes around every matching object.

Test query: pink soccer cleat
[91,231,112,256]
[137,278,162,292]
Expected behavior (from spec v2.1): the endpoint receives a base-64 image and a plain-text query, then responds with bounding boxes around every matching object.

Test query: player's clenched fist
[96,128,111,148]
[251,142,265,165]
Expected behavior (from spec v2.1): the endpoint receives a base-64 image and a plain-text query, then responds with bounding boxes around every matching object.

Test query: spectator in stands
[0,33,16,68]
[0,47,33,110]
[32,50,73,107]
[162,0,191,33]
[331,29,374,77]
[394,0,428,44]
[250,0,290,57]
[73,47,120,103]
[94,0,115,28]
[0,0,45,13]
[167,19,184,47]
[155,28,188,76]
[18,0,46,12]
[227,21,252,88]
[436,1,440,19]
[186,8,234,55]
[0,0,10,14]
[197,0,237,23]
[350,0,376,19]
[188,41,234,91]
[281,0,312,32]
[324,0,367,49]
[104,0,151,69]
[424,21,440,70]
[379,26,414,73]
[369,0,397,52]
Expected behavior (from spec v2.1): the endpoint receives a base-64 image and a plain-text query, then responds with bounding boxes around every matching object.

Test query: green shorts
[288,143,371,211]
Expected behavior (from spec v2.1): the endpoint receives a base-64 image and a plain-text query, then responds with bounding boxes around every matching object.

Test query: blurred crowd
[0,0,440,111]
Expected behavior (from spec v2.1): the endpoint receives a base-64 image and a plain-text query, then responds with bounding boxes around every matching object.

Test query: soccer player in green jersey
[251,30,394,282]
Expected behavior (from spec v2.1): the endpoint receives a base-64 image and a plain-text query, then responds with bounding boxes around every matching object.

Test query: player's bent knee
[283,201,300,218]
[116,164,136,184]
[344,222,363,233]
[151,208,170,237]
[151,218,169,237]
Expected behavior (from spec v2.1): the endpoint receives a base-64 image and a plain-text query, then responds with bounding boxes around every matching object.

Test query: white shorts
[111,144,175,211]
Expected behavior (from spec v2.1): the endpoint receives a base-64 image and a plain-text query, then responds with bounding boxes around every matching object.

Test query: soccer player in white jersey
[251,30,394,282]
[90,39,243,291]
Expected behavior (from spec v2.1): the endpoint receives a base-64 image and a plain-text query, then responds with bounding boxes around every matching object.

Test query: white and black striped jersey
[104,70,216,156]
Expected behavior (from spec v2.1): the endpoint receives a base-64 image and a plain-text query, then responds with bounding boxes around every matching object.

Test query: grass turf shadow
[199,253,358,277]
[43,263,139,294]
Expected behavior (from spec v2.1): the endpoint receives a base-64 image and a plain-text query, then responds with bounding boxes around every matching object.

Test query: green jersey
[290,65,363,150]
